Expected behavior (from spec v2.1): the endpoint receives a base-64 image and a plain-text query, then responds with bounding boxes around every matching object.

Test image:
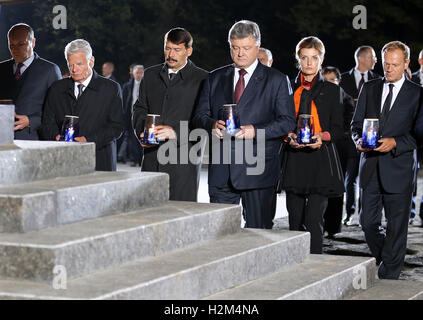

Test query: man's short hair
[354,46,374,62]
[133,65,144,72]
[259,47,273,62]
[228,20,261,46]
[164,27,193,49]
[382,41,410,61]
[7,23,34,41]
[418,49,423,59]
[64,39,93,62]
[322,66,341,80]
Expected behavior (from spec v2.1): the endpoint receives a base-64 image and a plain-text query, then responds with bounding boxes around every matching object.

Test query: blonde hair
[381,41,410,61]
[295,36,325,68]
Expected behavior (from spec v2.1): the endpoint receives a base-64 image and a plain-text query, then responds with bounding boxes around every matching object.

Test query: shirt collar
[168,60,188,74]
[385,75,405,89]
[75,70,93,88]
[15,54,34,68]
[235,59,259,75]
[354,68,368,77]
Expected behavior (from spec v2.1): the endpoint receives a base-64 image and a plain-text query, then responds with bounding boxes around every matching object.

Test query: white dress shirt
[132,80,141,106]
[354,68,369,89]
[13,54,35,75]
[380,75,406,112]
[74,71,93,99]
[233,59,259,91]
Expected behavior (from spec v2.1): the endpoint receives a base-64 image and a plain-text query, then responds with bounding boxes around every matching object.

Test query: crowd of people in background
[1,20,423,280]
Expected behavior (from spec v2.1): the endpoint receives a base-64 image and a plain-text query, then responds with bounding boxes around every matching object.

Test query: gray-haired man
[193,20,296,229]
[41,39,124,171]
[257,47,273,67]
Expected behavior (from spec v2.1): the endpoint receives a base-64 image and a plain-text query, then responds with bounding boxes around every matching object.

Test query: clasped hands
[288,132,322,150]
[140,125,176,148]
[213,120,255,139]
[357,137,396,153]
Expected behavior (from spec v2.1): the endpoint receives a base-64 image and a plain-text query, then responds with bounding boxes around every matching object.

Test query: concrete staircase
[0,140,421,300]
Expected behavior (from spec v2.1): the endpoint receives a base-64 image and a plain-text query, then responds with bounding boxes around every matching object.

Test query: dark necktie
[15,62,24,80]
[77,84,84,100]
[380,83,394,129]
[358,73,365,93]
[169,73,176,81]
[234,69,247,104]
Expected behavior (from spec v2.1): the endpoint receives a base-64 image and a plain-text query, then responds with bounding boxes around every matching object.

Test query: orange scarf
[293,75,322,134]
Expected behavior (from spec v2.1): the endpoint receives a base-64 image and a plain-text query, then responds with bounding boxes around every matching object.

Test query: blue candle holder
[141,114,161,145]
[361,118,379,149]
[60,115,79,142]
[296,114,315,144]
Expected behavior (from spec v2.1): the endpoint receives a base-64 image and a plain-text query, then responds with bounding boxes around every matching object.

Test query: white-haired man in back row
[41,39,124,171]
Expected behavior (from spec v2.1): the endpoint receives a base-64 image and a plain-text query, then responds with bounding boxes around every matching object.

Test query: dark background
[0,0,422,83]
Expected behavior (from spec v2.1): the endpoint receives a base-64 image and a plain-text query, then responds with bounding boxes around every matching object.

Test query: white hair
[133,65,144,72]
[419,50,423,59]
[228,20,261,46]
[64,39,93,62]
[259,47,273,62]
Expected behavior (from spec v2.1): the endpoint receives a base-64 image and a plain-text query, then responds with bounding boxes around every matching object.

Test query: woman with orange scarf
[281,37,345,254]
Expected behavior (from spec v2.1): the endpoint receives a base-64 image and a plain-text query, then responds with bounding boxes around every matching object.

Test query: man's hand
[235,125,255,139]
[154,125,176,141]
[212,120,226,139]
[357,138,372,152]
[14,113,30,131]
[374,137,396,153]
[74,136,87,142]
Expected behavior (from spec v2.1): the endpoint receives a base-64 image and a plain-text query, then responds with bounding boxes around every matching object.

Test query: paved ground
[118,163,423,282]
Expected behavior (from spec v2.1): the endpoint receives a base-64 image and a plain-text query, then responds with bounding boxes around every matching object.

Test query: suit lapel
[222,66,234,104]
[159,64,170,88]
[237,63,265,109]
[374,79,384,118]
[386,79,411,117]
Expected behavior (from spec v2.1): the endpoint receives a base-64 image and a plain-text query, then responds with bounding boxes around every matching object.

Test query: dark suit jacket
[340,68,380,101]
[0,53,61,140]
[41,70,124,171]
[132,60,208,201]
[122,79,135,131]
[193,62,296,190]
[351,78,422,193]
[411,70,422,86]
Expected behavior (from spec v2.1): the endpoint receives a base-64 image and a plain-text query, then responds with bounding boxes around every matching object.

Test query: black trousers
[209,182,277,229]
[360,170,412,280]
[286,192,328,254]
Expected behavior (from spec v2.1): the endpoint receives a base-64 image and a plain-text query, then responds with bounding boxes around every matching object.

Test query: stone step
[203,254,377,300]
[0,140,95,187]
[0,171,168,233]
[0,229,310,300]
[349,279,423,300]
[0,202,241,282]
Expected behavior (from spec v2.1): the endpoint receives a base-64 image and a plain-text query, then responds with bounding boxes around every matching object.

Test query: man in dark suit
[0,23,61,140]
[411,49,422,86]
[132,28,208,201]
[340,46,381,225]
[41,39,124,171]
[193,20,296,229]
[351,41,422,279]
[102,61,119,84]
[119,64,144,166]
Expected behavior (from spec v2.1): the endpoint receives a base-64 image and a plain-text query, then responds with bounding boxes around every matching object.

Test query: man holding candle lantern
[352,41,422,279]
[193,20,296,229]
[132,27,208,202]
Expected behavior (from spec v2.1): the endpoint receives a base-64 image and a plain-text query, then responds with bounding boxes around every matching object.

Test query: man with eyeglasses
[340,46,381,226]
[0,23,61,140]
